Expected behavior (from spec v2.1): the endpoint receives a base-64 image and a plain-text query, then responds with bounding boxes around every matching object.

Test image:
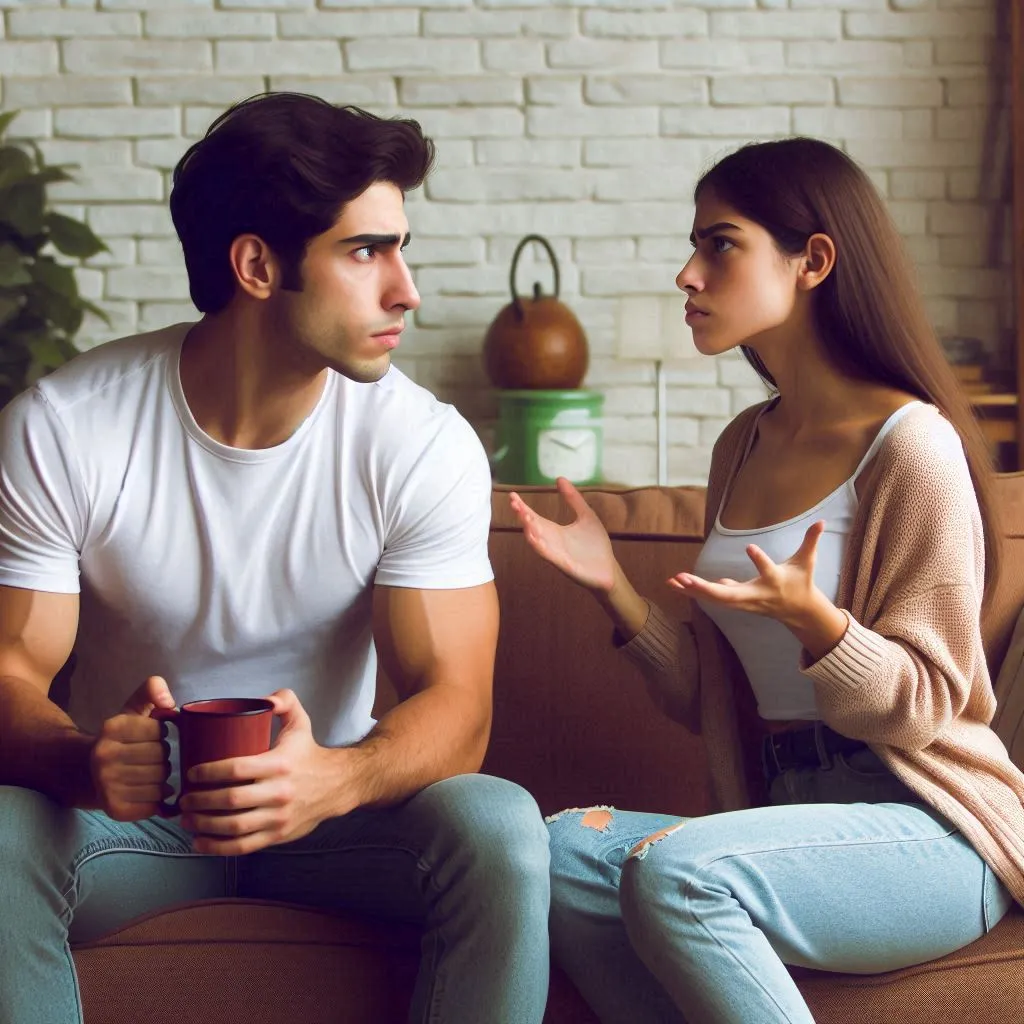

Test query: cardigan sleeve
[800,410,992,750]
[801,586,989,749]
[618,602,701,732]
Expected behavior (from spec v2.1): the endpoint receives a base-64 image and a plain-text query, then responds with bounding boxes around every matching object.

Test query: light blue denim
[547,750,1015,1024]
[0,773,551,1024]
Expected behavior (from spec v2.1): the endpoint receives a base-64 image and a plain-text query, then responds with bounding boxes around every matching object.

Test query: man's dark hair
[169,92,435,314]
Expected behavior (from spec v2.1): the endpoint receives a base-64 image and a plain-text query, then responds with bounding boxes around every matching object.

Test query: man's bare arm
[353,581,498,808]
[171,582,499,854]
[0,585,93,805]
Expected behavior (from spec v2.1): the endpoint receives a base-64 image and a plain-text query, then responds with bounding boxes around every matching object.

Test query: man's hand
[89,675,176,821]
[180,689,345,856]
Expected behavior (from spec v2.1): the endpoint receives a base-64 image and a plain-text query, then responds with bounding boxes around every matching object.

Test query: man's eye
[354,245,375,261]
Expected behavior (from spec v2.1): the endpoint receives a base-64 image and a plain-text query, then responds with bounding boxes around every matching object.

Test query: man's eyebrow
[688,221,742,244]
[339,232,412,247]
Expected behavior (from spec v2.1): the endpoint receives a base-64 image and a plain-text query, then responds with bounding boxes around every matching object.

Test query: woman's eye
[711,236,735,254]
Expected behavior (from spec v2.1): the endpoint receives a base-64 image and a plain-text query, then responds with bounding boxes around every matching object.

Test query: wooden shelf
[971,393,1020,408]
[1014,0,1024,462]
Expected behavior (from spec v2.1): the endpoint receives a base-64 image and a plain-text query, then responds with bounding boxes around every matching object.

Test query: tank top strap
[850,400,924,481]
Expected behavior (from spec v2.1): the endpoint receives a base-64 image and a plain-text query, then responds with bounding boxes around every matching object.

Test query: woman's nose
[676,256,702,294]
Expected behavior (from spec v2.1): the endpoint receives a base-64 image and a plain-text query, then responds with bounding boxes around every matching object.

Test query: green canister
[491,390,604,486]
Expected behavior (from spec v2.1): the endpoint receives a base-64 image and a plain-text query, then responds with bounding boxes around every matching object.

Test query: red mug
[152,697,274,817]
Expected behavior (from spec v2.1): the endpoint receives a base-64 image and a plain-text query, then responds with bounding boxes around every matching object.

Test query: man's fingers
[190,826,278,857]
[181,781,275,815]
[108,763,168,785]
[121,675,176,716]
[188,752,279,786]
[99,715,163,747]
[107,783,167,806]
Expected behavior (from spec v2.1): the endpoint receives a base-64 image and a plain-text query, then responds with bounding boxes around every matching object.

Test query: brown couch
[71,478,1024,1023]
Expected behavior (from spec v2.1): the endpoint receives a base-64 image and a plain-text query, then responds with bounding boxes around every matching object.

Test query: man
[0,93,550,1024]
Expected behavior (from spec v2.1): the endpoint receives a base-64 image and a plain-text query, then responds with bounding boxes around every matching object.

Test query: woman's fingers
[795,520,826,560]
[745,544,775,576]
[555,476,590,518]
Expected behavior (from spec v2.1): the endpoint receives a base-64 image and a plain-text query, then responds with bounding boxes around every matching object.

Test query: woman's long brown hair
[696,137,1001,595]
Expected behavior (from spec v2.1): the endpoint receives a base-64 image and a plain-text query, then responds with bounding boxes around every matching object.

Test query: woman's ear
[796,233,836,292]
[229,233,278,301]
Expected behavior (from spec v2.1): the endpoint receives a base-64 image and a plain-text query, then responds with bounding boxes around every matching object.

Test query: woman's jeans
[547,748,1015,1024]
[0,773,551,1024]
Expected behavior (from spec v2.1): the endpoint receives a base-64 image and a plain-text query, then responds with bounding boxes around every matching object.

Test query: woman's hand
[509,477,616,593]
[668,520,847,658]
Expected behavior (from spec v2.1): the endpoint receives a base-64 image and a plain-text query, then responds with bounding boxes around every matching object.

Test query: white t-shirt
[0,323,494,747]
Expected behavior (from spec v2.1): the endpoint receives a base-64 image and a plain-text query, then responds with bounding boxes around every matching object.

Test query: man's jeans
[546,750,1015,1024]
[0,773,551,1024]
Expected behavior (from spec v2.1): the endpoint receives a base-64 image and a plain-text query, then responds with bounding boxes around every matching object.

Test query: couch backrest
[483,475,1024,816]
[484,486,712,818]
[985,472,1024,673]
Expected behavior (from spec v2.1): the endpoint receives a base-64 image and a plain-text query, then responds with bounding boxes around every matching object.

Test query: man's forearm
[329,682,490,814]
[0,676,96,806]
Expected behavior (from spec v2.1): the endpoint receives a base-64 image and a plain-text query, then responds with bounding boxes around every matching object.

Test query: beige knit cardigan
[622,400,1024,906]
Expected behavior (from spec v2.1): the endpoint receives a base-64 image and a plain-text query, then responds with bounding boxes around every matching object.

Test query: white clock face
[537,427,598,482]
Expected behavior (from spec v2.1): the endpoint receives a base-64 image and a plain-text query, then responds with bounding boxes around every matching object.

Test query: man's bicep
[0,585,79,696]
[372,583,499,702]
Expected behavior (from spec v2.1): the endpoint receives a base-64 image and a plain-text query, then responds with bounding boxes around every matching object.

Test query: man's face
[271,181,420,384]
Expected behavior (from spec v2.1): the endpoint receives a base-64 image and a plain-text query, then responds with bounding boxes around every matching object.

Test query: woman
[509,137,1024,1024]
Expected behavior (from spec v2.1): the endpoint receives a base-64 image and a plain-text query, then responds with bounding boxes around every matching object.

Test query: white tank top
[694,401,922,720]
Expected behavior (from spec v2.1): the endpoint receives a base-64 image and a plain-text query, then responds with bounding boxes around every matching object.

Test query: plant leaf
[0,181,45,238]
[27,334,71,370]
[0,146,34,191]
[0,292,23,328]
[80,298,111,325]
[30,257,78,299]
[29,165,74,187]
[45,212,107,260]
[0,111,19,139]
[0,243,31,287]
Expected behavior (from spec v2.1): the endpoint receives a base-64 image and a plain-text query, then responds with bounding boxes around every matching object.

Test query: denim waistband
[761,721,868,785]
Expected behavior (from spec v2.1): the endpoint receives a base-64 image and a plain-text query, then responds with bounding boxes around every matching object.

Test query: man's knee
[415,773,550,880]
[0,785,64,859]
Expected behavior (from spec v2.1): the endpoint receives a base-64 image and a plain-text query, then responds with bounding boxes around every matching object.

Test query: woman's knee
[619,823,708,956]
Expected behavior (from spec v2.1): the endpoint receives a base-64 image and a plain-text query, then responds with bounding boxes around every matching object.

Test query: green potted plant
[0,109,108,409]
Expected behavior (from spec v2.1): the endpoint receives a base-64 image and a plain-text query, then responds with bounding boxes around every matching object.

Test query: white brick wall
[1,0,1008,485]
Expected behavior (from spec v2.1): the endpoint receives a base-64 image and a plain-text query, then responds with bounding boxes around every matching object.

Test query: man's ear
[796,232,836,292]
[228,234,278,301]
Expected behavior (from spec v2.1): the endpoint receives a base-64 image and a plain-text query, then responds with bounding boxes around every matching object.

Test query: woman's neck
[751,330,884,437]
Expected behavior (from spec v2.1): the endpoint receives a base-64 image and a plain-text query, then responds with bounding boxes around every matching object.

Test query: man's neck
[178,315,328,451]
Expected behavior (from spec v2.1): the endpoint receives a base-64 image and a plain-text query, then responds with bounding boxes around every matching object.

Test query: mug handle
[151,706,181,817]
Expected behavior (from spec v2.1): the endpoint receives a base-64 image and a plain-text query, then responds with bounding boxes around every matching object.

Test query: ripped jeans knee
[545,805,616,833]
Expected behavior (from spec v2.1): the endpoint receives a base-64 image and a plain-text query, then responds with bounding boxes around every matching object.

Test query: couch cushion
[994,602,1024,771]
[793,905,1024,1024]
[73,900,421,1024]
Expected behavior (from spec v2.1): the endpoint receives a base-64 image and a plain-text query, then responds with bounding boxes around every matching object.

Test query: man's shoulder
[349,364,482,452]
[35,322,191,417]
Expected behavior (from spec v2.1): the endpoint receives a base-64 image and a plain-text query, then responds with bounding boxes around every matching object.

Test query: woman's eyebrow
[689,222,742,245]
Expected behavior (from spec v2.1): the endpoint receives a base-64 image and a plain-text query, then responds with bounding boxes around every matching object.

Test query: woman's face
[677,188,805,358]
